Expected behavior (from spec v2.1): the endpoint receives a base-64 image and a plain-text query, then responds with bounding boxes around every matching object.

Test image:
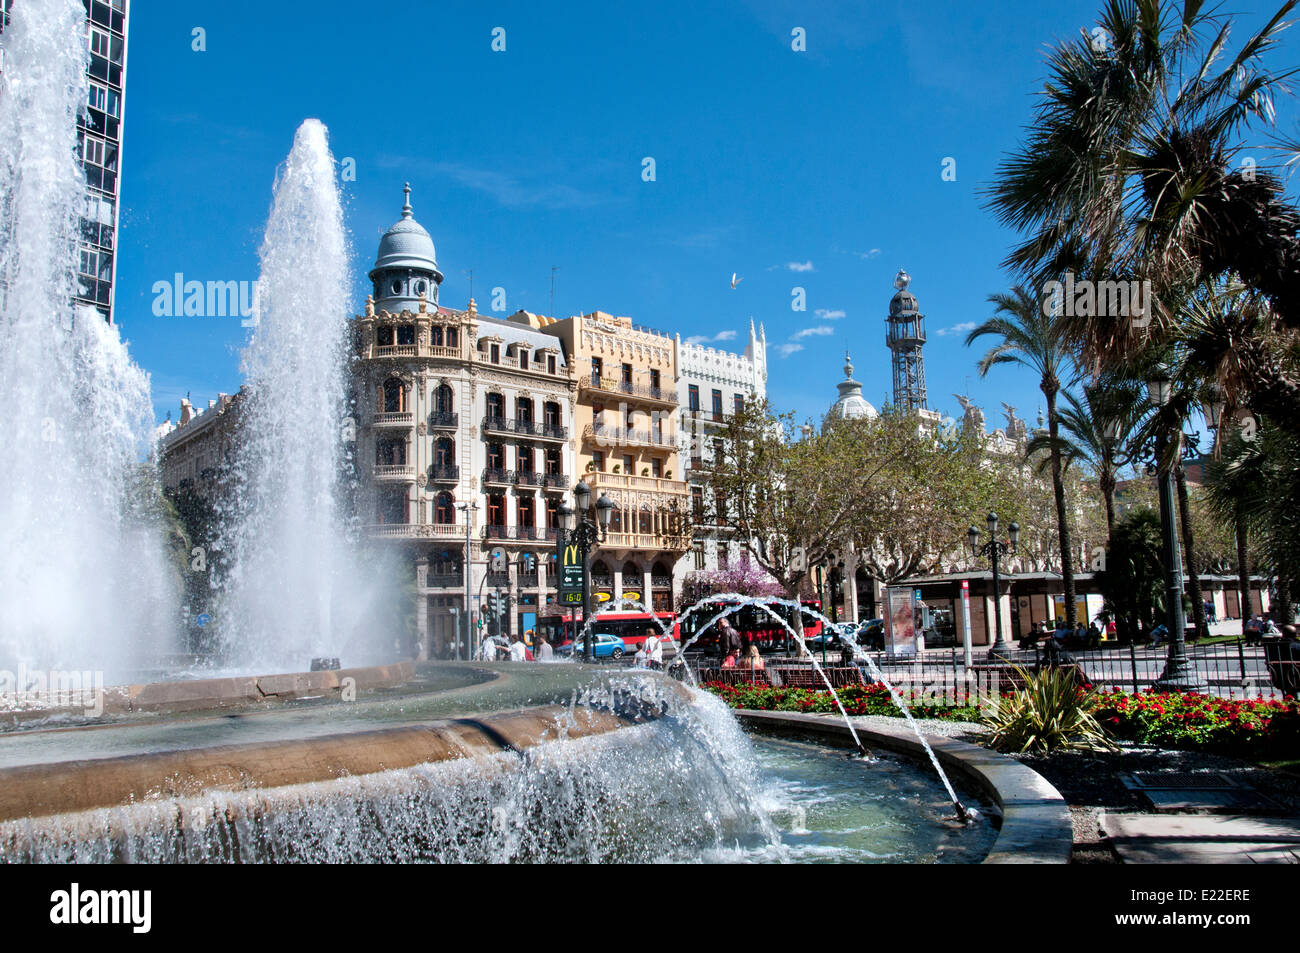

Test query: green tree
[1096,507,1166,642]
[968,285,1081,627]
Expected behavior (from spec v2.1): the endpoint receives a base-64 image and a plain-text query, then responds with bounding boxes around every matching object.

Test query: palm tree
[1026,380,1144,541]
[986,0,1300,360]
[967,285,1080,629]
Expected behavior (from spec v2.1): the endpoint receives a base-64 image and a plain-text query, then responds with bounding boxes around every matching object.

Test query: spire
[401,182,413,220]
[844,350,854,379]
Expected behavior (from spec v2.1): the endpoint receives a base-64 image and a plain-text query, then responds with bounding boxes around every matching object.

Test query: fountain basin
[734,710,1074,864]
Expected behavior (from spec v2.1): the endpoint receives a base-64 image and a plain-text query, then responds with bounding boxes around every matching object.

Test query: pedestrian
[742,644,766,671]
[536,633,553,662]
[478,636,498,661]
[718,618,741,668]
[509,636,526,662]
[643,627,663,671]
[1086,621,1102,650]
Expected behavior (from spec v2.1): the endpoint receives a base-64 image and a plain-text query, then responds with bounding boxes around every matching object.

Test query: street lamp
[968,511,1019,660]
[565,482,613,663]
[1202,381,1227,433]
[1145,364,1205,691]
[456,500,479,661]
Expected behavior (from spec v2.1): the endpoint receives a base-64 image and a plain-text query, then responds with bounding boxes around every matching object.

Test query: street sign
[489,546,508,572]
[559,542,583,600]
[195,613,210,628]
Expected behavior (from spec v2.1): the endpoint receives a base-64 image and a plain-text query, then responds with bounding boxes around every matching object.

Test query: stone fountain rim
[733,709,1073,865]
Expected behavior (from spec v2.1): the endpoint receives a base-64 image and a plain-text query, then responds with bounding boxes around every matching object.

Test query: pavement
[1100,814,1300,864]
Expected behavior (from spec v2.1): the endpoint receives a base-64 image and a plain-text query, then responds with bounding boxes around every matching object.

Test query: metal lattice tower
[885,268,928,411]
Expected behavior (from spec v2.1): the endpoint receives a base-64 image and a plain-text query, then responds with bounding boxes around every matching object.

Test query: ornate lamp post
[968,512,1019,660]
[562,481,614,663]
[455,500,479,660]
[1147,364,1206,691]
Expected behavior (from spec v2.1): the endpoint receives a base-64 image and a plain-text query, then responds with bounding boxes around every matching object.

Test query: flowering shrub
[708,679,1300,757]
[702,682,983,722]
[1091,690,1300,756]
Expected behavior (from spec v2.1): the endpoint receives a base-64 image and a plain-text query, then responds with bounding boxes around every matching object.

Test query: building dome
[826,351,878,423]
[369,183,443,310]
[889,268,920,316]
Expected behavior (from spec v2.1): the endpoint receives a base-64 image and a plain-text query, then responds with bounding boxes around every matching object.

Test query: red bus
[543,611,677,654]
[672,599,824,653]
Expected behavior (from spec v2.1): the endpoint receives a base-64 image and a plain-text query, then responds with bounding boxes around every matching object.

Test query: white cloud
[778,343,804,358]
[791,325,835,340]
[858,248,882,260]
[786,260,815,272]
[684,329,739,346]
[935,321,977,338]
[815,308,846,320]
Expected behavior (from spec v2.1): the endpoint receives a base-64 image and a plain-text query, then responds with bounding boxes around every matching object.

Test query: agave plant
[982,665,1118,754]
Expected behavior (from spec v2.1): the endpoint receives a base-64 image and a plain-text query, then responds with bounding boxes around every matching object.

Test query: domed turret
[826,350,878,424]
[369,183,443,312]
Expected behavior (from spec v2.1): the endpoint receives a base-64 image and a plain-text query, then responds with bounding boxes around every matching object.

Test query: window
[87,83,107,112]
[519,350,529,370]
[79,248,98,276]
[691,485,704,519]
[712,389,723,420]
[518,496,534,531]
[546,497,559,530]
[591,357,602,386]
[592,451,605,472]
[621,363,633,388]
[397,324,415,346]
[434,437,454,467]
[376,326,394,346]
[622,454,633,475]
[544,401,561,428]
[734,393,744,416]
[487,493,505,527]
[694,542,706,570]
[435,384,453,413]
[89,27,109,57]
[431,325,444,347]
[435,492,455,524]
[489,343,500,364]
[447,328,459,348]
[547,354,557,374]
[375,438,406,466]
[545,446,561,474]
[593,402,604,425]
[516,398,533,423]
[650,369,661,393]
[82,134,105,167]
[517,444,534,473]
[688,385,700,412]
[382,379,405,413]
[486,393,504,419]
[487,442,504,469]
[651,458,662,478]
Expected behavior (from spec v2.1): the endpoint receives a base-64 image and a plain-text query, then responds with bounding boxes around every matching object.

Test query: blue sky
[114,0,1300,432]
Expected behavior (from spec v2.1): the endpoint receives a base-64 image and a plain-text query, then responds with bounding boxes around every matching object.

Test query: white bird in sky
[730,272,742,289]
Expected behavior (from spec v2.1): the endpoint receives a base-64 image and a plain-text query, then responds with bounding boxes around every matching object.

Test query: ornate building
[675,319,768,582]
[350,188,577,657]
[529,310,690,610]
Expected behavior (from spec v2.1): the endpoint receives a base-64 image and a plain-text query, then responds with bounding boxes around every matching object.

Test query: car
[556,632,627,660]
[856,619,885,651]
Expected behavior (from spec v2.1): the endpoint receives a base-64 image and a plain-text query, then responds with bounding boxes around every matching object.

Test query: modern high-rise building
[0,0,129,323]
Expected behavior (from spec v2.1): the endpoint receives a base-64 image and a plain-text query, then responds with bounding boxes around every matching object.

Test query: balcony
[373,464,415,481]
[426,573,463,589]
[582,423,677,450]
[482,525,546,541]
[600,530,692,552]
[590,575,615,591]
[516,470,543,487]
[365,343,461,361]
[583,471,688,497]
[428,465,460,482]
[542,472,568,489]
[682,408,728,427]
[428,411,458,429]
[483,416,570,441]
[580,375,676,407]
[482,467,516,485]
[373,412,413,428]
[651,574,673,589]
[371,345,418,359]
[364,522,463,539]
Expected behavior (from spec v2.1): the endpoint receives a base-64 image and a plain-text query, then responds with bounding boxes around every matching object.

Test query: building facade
[531,311,690,611]
[675,320,768,584]
[350,191,577,658]
[1,0,129,323]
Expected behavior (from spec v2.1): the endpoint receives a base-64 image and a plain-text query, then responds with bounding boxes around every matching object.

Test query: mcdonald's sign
[559,542,583,602]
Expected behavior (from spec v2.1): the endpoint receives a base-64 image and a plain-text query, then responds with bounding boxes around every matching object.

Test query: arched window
[544,401,561,429]
[430,325,444,347]
[447,327,459,348]
[382,378,405,413]
[516,396,534,423]
[435,437,454,467]
[435,383,453,413]
[435,492,455,524]
[376,325,394,347]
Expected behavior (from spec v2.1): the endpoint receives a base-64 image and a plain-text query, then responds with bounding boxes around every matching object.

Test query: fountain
[215,119,393,672]
[0,0,175,679]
